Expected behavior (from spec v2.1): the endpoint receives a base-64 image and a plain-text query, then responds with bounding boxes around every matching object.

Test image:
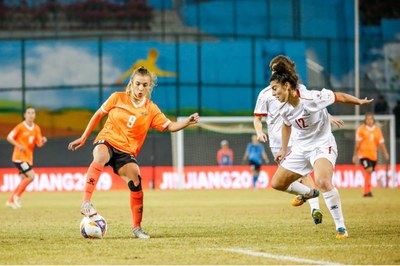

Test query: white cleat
[132,227,150,239]
[80,201,97,217]
[13,195,22,208]
[5,201,18,209]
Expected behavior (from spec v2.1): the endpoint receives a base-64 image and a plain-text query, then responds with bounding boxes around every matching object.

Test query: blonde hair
[126,66,157,99]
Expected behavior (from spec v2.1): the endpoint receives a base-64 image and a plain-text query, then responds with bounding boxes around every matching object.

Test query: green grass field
[1,188,399,265]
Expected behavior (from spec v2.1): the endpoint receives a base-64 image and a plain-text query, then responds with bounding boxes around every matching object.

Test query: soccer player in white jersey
[269,62,373,239]
[254,55,343,225]
[254,84,323,224]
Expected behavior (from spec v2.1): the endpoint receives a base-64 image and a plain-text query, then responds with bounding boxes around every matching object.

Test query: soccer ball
[80,214,107,239]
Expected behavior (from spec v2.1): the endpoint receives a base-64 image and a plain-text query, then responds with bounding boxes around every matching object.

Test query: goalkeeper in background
[353,113,389,197]
[243,134,269,188]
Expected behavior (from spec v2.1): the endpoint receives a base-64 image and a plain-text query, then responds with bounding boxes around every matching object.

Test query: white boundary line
[222,248,344,265]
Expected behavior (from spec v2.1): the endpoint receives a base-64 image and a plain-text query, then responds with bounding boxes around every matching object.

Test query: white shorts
[270,146,292,159]
[280,145,337,176]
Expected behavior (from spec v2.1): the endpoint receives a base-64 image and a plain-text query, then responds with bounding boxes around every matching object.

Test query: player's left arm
[167,113,199,132]
[334,92,374,106]
[379,143,390,161]
[36,128,47,148]
[261,148,269,164]
[378,128,389,161]
[328,113,344,128]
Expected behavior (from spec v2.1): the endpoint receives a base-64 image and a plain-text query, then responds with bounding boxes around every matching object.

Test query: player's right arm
[352,140,360,164]
[253,115,267,143]
[275,123,291,163]
[68,108,107,151]
[7,126,25,151]
[352,127,361,164]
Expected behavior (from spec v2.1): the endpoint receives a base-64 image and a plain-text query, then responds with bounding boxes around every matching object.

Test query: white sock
[286,181,311,195]
[307,197,320,213]
[322,187,346,230]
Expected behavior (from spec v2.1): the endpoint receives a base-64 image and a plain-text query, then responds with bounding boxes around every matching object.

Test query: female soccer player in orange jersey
[68,66,199,238]
[353,113,389,197]
[6,106,47,209]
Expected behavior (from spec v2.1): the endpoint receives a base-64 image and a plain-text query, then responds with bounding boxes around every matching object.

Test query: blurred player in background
[242,134,268,188]
[217,139,233,166]
[6,106,47,209]
[352,113,389,197]
[68,66,199,239]
[270,61,373,238]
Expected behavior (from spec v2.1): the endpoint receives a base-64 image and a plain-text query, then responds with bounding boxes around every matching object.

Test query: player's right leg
[80,143,110,217]
[6,163,34,209]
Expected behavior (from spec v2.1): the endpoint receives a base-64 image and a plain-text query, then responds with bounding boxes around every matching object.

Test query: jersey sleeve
[101,93,118,113]
[150,104,171,132]
[254,88,268,116]
[7,124,21,140]
[301,88,335,112]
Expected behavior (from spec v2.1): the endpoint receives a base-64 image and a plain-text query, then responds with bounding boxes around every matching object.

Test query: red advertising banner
[0,164,399,192]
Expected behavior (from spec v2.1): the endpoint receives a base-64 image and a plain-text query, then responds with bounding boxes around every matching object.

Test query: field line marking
[222,248,344,265]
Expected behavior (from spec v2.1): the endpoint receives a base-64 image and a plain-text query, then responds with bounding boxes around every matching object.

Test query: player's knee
[270,178,285,191]
[315,178,332,191]
[128,175,142,192]
[24,171,35,181]
[365,167,373,174]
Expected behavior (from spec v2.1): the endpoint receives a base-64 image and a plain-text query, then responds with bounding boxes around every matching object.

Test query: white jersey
[279,88,337,151]
[254,84,307,149]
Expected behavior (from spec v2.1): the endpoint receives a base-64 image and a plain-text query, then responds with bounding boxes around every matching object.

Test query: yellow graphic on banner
[115,48,176,85]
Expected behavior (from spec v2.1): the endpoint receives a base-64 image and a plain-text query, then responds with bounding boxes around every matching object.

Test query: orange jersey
[95,92,171,156]
[356,124,384,161]
[8,121,44,165]
[217,148,233,166]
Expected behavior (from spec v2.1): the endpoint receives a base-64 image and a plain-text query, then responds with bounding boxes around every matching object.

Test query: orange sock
[15,178,31,197]
[364,172,372,194]
[130,190,143,229]
[82,162,103,203]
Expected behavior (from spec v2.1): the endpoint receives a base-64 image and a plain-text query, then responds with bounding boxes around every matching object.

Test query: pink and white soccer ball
[80,214,107,239]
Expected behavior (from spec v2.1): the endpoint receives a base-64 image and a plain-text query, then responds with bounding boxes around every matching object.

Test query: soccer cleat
[132,227,150,239]
[336,227,349,239]
[80,201,97,217]
[5,201,18,209]
[13,195,22,208]
[291,189,320,207]
[311,208,323,224]
[363,192,373,197]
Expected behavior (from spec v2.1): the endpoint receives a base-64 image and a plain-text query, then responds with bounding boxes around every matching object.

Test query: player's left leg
[118,162,149,239]
[313,158,348,238]
[363,166,373,197]
[252,164,261,188]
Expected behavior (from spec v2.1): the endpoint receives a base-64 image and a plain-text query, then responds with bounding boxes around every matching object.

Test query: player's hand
[68,137,85,151]
[330,116,344,128]
[18,144,26,152]
[384,154,390,161]
[187,113,199,125]
[359,97,374,105]
[352,155,358,164]
[257,133,268,143]
[274,149,286,164]
[42,137,48,144]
